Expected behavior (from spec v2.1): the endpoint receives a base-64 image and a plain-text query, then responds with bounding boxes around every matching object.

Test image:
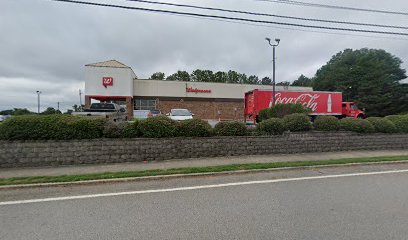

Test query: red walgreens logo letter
[102,77,113,88]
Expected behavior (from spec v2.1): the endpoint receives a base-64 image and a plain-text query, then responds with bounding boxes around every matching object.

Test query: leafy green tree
[190,69,214,82]
[41,107,62,115]
[261,77,272,85]
[166,71,190,81]
[150,72,165,80]
[246,75,259,84]
[0,109,14,115]
[72,104,85,112]
[292,74,313,87]
[214,71,228,83]
[313,48,408,116]
[238,73,248,84]
[0,108,34,115]
[227,70,240,83]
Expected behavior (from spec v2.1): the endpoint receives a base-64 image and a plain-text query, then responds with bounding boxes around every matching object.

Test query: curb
[1,160,408,190]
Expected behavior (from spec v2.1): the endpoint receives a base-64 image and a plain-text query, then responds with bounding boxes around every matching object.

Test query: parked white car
[0,115,11,122]
[167,109,194,121]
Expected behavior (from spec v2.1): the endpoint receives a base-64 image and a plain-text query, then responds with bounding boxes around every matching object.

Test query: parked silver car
[167,109,194,121]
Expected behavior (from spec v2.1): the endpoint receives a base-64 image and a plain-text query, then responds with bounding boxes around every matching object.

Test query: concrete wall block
[1,133,408,168]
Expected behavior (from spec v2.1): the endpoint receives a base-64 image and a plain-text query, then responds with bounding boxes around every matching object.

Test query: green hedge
[339,118,374,133]
[257,118,285,135]
[103,121,141,138]
[258,108,270,122]
[367,117,397,133]
[0,115,106,140]
[385,115,408,133]
[313,116,340,131]
[257,103,311,122]
[282,113,312,132]
[177,119,212,137]
[214,121,247,136]
[1,114,407,141]
[138,116,177,138]
[270,103,311,119]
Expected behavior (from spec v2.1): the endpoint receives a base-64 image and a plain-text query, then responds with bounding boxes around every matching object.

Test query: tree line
[150,70,277,85]
[150,48,408,116]
[150,69,313,87]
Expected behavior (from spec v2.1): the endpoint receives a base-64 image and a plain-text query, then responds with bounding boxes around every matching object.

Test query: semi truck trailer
[244,90,365,123]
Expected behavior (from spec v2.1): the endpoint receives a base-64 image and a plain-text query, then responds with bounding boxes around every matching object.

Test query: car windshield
[171,109,191,116]
[150,110,161,114]
[90,103,115,110]
[134,110,150,116]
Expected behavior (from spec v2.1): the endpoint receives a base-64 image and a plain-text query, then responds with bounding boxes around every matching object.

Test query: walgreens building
[84,60,312,120]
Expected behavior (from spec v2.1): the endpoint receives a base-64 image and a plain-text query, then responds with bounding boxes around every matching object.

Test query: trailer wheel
[357,114,364,119]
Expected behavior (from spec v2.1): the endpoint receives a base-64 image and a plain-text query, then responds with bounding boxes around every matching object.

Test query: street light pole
[266,37,280,107]
[36,91,41,114]
[79,89,82,111]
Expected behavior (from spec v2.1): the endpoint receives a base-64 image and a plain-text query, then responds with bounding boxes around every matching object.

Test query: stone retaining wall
[1,132,407,168]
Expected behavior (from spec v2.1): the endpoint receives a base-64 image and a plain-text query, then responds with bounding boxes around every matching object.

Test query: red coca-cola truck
[244,89,366,123]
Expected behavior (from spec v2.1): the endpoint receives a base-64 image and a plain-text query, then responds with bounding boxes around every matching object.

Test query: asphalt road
[1,163,408,240]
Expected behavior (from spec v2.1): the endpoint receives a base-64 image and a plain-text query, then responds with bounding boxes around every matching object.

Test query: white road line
[1,169,408,206]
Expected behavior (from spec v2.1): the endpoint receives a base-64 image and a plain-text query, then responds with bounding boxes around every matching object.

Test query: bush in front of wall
[313,116,340,131]
[384,114,408,133]
[0,115,106,140]
[367,117,397,133]
[339,118,375,133]
[258,108,270,122]
[269,103,311,119]
[103,120,141,138]
[257,118,285,135]
[138,116,178,138]
[214,121,247,136]
[282,113,312,132]
[177,119,212,137]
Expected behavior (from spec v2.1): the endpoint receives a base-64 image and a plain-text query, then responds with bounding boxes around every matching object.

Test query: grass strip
[1,155,408,186]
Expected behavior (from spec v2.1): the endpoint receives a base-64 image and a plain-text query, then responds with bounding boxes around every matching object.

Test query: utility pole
[79,89,83,111]
[265,37,280,106]
[57,102,60,111]
[36,91,41,114]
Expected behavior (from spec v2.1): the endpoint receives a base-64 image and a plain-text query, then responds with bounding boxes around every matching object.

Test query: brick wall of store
[1,132,408,168]
[157,99,244,120]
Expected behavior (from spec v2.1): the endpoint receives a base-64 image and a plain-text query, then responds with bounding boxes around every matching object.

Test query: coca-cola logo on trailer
[270,93,320,111]
[102,77,113,88]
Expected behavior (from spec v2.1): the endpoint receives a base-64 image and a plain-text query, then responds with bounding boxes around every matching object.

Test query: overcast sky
[1,0,408,112]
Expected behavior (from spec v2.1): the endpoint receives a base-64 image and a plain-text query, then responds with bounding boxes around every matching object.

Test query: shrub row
[258,103,311,121]
[258,114,408,135]
[1,114,407,140]
[0,115,243,140]
[257,113,312,135]
[0,115,107,140]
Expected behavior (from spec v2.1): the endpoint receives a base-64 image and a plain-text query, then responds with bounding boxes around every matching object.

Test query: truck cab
[341,102,365,119]
[72,103,128,122]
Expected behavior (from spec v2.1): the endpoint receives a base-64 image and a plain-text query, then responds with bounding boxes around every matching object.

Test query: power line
[50,0,408,36]
[187,14,408,41]
[126,0,408,30]
[256,0,408,16]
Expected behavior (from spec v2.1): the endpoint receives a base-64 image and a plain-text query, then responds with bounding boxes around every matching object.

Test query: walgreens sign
[102,77,113,88]
[186,86,211,93]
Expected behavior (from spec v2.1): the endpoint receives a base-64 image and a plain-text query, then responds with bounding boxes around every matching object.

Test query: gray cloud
[1,0,408,111]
